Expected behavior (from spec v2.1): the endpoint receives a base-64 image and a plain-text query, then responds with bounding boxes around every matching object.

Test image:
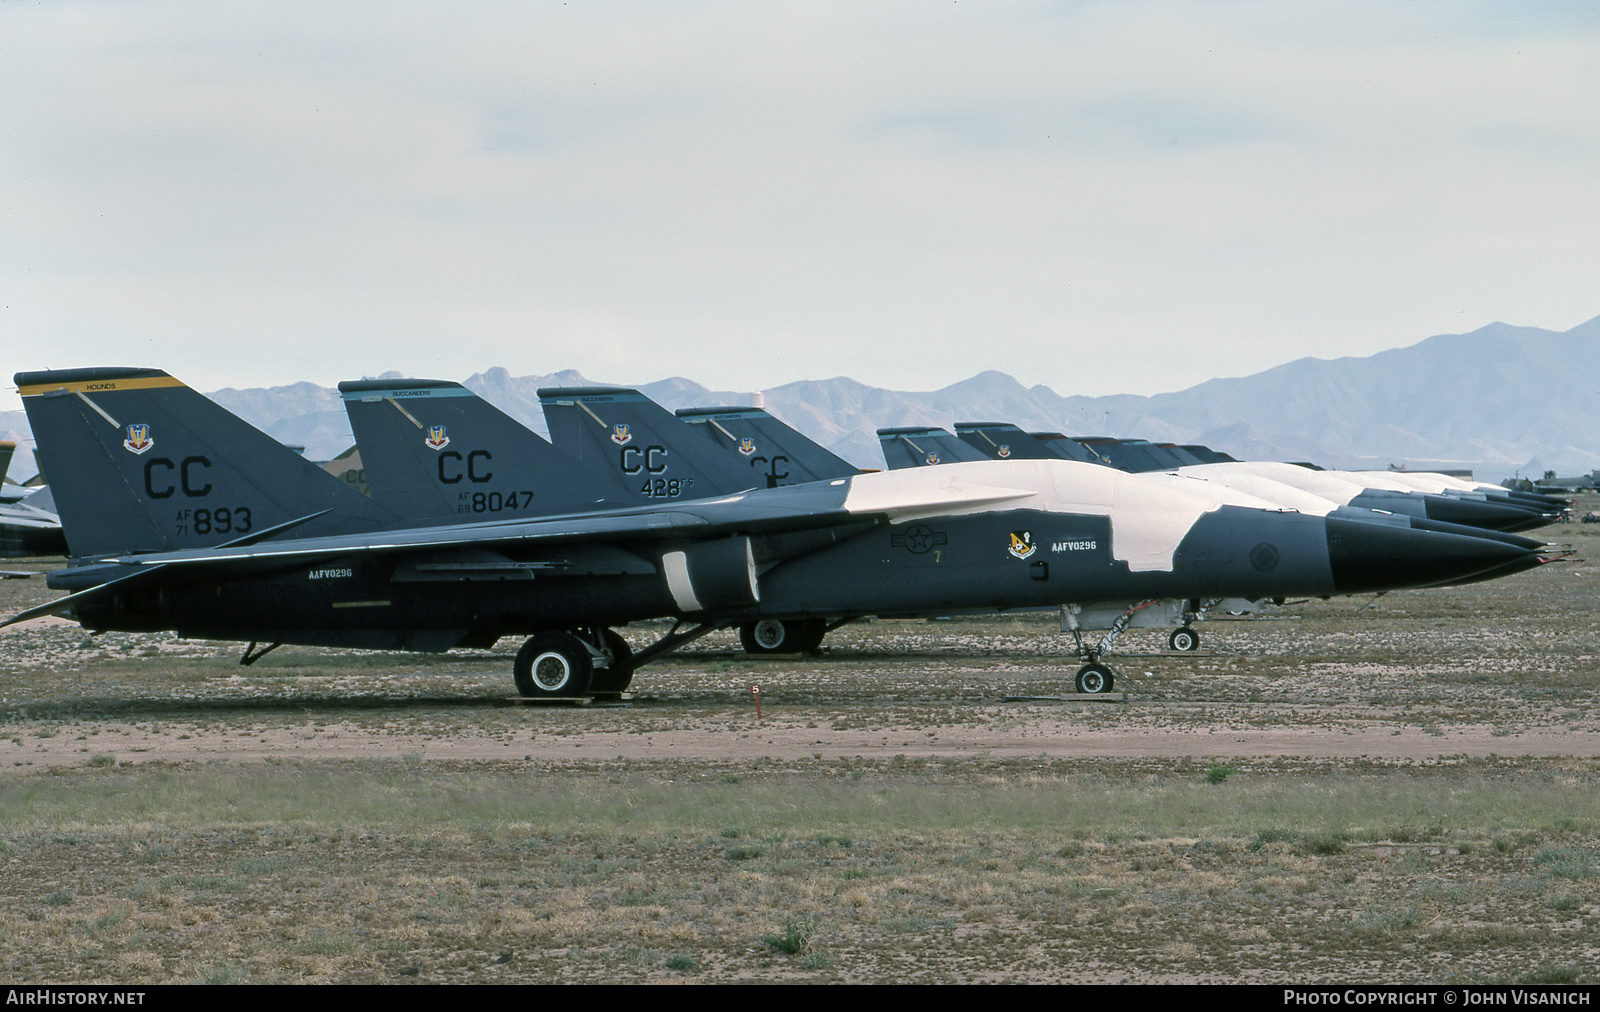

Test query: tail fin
[674,406,861,487]
[952,422,1053,461]
[538,386,759,502]
[1029,432,1112,465]
[876,427,989,469]
[340,378,636,521]
[16,368,402,558]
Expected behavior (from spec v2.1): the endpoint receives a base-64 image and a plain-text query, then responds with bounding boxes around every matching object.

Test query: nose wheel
[1074,663,1115,694]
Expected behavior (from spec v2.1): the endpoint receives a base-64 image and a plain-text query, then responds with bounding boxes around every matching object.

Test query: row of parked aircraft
[0,441,66,559]
[2,368,1570,697]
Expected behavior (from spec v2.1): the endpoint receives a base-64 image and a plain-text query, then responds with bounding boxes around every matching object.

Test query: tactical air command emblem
[738,437,757,456]
[997,444,1011,459]
[925,451,940,465]
[424,425,450,451]
[1007,531,1038,560]
[611,424,632,446]
[123,424,154,455]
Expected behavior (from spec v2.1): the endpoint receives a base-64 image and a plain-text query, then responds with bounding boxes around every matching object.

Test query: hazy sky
[5,1,1598,412]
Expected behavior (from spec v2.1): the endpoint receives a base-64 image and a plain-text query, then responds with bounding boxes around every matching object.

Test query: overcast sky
[4,1,1598,413]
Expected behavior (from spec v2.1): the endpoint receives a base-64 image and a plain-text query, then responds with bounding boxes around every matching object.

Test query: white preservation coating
[1342,470,1456,494]
[1340,471,1499,499]
[841,459,1290,573]
[1170,467,1341,516]
[1180,461,1372,506]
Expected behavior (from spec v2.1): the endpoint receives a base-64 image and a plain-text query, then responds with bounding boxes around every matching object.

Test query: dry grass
[0,758,1597,983]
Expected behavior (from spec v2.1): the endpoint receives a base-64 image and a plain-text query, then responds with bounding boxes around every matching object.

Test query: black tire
[789,619,827,654]
[590,629,635,695]
[739,619,827,655]
[513,632,594,698]
[1074,663,1115,694]
[1168,627,1200,652]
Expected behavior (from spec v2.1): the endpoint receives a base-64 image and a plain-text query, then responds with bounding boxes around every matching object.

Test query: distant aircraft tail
[875,427,989,469]
[952,422,1054,462]
[340,378,637,521]
[16,368,402,558]
[675,406,861,487]
[538,386,760,502]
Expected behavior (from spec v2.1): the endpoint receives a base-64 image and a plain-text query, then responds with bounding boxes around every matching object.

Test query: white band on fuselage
[661,550,703,612]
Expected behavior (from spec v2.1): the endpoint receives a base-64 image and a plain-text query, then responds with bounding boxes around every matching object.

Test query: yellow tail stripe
[18,375,186,397]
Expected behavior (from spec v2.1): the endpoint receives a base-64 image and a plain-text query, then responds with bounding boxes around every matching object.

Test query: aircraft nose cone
[1500,490,1571,511]
[1326,516,1538,595]
[1422,494,1552,532]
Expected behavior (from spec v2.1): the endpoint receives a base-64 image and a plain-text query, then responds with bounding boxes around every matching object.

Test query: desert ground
[1,503,1597,984]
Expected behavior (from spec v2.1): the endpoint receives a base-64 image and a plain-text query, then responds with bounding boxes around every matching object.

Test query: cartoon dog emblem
[424,425,450,451]
[611,424,632,446]
[122,424,154,455]
[925,451,940,465]
[997,444,1011,459]
[738,437,757,456]
[1007,531,1038,560]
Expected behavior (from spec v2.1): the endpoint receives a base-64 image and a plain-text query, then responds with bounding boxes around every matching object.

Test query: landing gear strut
[589,629,635,698]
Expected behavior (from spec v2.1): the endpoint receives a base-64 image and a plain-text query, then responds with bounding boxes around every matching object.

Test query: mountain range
[3,317,1597,484]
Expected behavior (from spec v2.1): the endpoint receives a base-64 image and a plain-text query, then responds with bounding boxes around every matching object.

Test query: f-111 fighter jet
[335,385,1564,664]
[7,368,1554,698]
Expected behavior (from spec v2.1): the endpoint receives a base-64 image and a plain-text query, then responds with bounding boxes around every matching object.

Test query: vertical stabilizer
[953,422,1054,461]
[675,406,862,486]
[16,368,402,558]
[340,378,636,521]
[539,386,759,502]
[876,427,989,469]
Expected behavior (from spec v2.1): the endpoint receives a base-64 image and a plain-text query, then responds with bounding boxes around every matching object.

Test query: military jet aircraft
[8,367,1555,698]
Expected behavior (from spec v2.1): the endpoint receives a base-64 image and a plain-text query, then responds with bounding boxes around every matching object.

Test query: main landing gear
[1167,626,1200,652]
[511,622,722,700]
[738,618,827,655]
[512,627,636,700]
